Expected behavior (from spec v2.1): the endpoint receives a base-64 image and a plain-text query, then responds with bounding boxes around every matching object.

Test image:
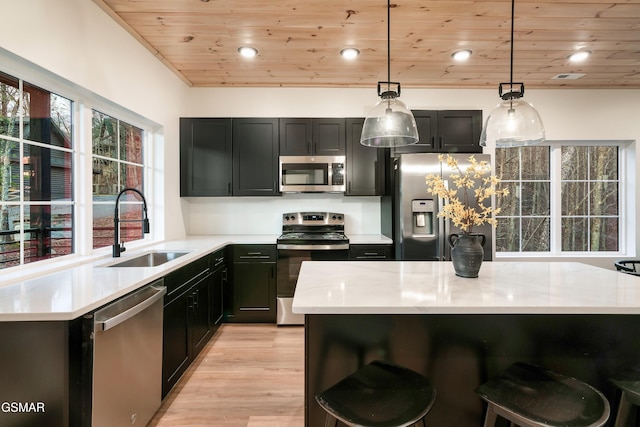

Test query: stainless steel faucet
[113,187,150,257]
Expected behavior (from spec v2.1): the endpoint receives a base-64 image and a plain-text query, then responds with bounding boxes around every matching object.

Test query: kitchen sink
[104,251,190,268]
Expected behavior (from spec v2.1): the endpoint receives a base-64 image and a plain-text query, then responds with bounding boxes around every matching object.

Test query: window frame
[0,58,159,273]
[495,140,634,258]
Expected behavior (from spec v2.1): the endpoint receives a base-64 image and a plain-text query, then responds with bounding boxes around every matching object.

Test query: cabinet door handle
[227,182,231,195]
[193,290,199,310]
[439,136,442,149]
[431,136,435,147]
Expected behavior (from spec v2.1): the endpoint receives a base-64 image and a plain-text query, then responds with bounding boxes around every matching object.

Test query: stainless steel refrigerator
[382,153,494,261]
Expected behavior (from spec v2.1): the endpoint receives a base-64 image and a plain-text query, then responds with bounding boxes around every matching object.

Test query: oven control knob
[285,215,290,221]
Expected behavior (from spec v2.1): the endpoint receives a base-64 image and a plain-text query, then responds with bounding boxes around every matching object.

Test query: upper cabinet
[232,118,279,196]
[392,110,483,155]
[345,118,387,196]
[279,118,346,156]
[180,112,480,198]
[180,118,233,197]
[180,118,279,197]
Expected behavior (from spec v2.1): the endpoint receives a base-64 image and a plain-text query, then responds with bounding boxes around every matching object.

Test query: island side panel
[305,314,638,427]
[0,321,70,427]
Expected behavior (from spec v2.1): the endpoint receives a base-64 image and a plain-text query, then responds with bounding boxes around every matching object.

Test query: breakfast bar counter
[293,261,640,426]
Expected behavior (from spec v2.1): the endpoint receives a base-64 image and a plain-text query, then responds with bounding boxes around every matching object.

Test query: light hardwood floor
[149,324,305,427]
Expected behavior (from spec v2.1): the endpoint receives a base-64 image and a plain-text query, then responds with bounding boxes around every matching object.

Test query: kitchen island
[293,261,640,427]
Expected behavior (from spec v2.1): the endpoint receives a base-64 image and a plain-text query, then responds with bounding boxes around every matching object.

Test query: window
[0,60,155,272]
[495,146,550,252]
[92,111,145,250]
[560,146,619,251]
[0,71,74,269]
[496,142,622,255]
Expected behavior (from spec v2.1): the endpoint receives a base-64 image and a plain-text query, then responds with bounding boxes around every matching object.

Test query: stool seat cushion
[476,362,609,427]
[315,360,436,427]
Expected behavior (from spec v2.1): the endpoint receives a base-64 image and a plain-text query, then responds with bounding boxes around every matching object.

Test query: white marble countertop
[347,234,392,245]
[0,235,277,321]
[292,261,640,315]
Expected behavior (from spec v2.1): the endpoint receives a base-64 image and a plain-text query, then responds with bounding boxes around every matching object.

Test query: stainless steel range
[276,212,349,325]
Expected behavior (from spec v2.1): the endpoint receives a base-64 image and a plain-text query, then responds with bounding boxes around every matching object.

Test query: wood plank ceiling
[94,0,640,88]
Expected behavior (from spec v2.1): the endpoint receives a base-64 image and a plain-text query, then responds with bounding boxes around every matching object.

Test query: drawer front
[350,244,393,260]
[232,244,277,262]
[164,255,211,300]
[211,248,226,270]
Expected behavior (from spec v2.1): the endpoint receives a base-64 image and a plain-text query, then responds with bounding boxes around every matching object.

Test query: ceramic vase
[449,233,486,278]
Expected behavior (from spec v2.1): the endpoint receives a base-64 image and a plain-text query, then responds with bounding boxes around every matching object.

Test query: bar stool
[476,362,610,427]
[614,260,640,277]
[315,360,436,427]
[610,367,640,427]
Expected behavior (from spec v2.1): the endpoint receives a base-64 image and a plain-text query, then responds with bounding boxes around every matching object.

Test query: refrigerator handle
[439,180,450,261]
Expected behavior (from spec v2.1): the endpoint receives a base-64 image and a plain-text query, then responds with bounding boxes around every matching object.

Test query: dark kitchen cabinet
[210,248,227,328]
[180,118,233,196]
[232,118,280,196]
[392,110,482,154]
[228,244,277,323]
[350,244,394,260]
[162,255,212,397]
[190,273,212,356]
[345,118,388,196]
[279,118,346,156]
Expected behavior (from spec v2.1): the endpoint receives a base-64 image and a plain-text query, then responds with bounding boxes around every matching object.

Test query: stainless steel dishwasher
[92,279,166,427]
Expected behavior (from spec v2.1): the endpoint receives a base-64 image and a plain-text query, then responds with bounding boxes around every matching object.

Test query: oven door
[276,247,349,325]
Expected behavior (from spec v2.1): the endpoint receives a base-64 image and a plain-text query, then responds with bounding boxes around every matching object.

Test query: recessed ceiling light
[340,48,360,60]
[568,51,591,62]
[452,50,472,61]
[238,46,258,58]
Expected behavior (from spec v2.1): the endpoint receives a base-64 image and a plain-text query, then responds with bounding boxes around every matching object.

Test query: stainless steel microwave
[279,156,346,193]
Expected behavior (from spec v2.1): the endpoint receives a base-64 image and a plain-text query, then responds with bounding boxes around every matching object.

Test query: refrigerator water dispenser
[412,200,434,235]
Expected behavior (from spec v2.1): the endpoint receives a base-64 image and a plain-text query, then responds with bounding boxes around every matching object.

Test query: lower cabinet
[228,244,277,323]
[210,248,227,328]
[350,244,394,260]
[162,255,214,398]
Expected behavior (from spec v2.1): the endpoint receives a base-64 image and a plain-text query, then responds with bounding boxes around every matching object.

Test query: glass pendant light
[360,0,419,148]
[480,0,545,147]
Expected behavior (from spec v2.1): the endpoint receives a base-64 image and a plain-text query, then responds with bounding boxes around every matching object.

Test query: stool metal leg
[614,391,632,427]
[482,404,498,427]
[324,413,338,427]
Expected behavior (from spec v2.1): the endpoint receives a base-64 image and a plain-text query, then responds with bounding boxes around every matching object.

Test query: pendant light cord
[509,0,515,92]
[387,0,391,93]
